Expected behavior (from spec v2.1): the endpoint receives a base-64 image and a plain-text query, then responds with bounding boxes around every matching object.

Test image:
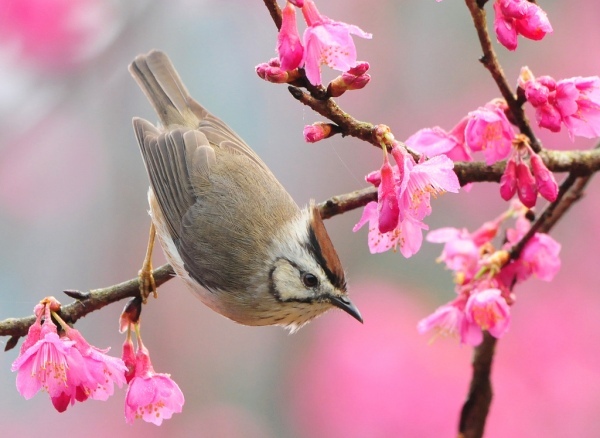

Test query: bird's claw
[138,264,157,304]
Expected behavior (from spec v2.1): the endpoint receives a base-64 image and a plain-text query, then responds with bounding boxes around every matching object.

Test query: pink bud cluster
[255,58,301,84]
[353,140,460,258]
[262,0,372,86]
[11,298,127,412]
[493,0,553,51]
[500,142,558,208]
[12,297,184,425]
[418,204,561,346]
[519,67,600,140]
[405,98,558,206]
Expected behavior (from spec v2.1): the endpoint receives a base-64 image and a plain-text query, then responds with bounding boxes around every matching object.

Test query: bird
[129,50,362,332]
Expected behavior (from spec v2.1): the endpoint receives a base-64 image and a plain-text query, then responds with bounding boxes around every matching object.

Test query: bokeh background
[1,0,599,436]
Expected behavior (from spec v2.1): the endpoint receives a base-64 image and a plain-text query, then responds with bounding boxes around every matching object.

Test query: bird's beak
[329,295,363,323]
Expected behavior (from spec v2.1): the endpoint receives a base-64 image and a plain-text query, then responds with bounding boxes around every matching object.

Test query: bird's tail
[129,50,208,128]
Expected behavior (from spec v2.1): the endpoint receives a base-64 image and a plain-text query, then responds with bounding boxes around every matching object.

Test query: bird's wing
[134,118,215,242]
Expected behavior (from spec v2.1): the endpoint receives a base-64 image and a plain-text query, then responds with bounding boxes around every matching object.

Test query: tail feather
[129,50,199,128]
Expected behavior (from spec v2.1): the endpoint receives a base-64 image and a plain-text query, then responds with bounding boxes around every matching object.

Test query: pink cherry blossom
[493,0,552,51]
[427,217,503,285]
[355,145,459,258]
[427,228,481,277]
[515,161,537,208]
[530,154,558,202]
[405,99,517,167]
[377,154,400,233]
[493,2,518,50]
[64,327,127,401]
[417,300,484,346]
[277,2,304,71]
[124,345,185,425]
[500,157,518,201]
[499,141,557,206]
[424,204,561,347]
[12,300,126,412]
[520,67,600,139]
[401,153,460,215]
[465,288,511,339]
[11,317,77,408]
[417,302,464,338]
[518,233,561,281]
[300,0,372,85]
[503,219,561,283]
[122,337,137,384]
[504,214,529,244]
[405,123,472,162]
[555,77,600,139]
[465,101,515,165]
[498,215,561,285]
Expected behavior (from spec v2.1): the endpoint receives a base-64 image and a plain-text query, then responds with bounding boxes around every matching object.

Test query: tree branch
[0,189,380,350]
[3,144,598,351]
[288,84,600,181]
[1,264,175,351]
[459,332,497,438]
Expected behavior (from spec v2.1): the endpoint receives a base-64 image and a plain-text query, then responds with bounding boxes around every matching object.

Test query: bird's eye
[301,272,319,288]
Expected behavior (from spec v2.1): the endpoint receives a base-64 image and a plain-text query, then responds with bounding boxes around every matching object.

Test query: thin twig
[288,86,379,145]
[262,0,282,30]
[317,186,377,219]
[464,0,540,152]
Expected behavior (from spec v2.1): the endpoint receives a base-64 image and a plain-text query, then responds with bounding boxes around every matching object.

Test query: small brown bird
[129,50,361,331]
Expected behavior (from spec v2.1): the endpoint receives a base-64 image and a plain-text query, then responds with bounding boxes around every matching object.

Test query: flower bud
[277,2,304,71]
[303,122,333,143]
[119,296,142,333]
[255,62,268,80]
[264,66,290,83]
[530,153,558,202]
[524,81,550,106]
[517,66,535,88]
[328,62,371,97]
[516,161,537,208]
[365,170,381,187]
[499,158,517,201]
[347,61,370,77]
[377,156,399,233]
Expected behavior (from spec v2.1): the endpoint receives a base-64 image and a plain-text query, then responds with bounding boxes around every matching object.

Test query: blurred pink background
[1,0,599,436]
